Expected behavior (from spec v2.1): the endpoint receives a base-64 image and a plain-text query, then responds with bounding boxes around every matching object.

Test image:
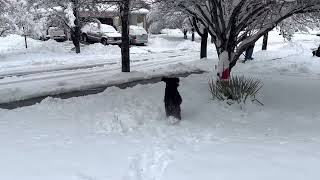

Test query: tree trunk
[72,0,81,54]
[262,32,268,50]
[191,17,208,59]
[183,30,188,39]
[73,27,81,53]
[200,28,208,59]
[24,35,28,49]
[217,51,232,81]
[23,27,28,49]
[191,28,195,41]
[120,0,130,72]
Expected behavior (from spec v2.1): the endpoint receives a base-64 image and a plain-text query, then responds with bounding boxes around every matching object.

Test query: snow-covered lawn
[0,72,319,180]
[0,33,213,103]
[0,34,204,75]
[1,30,320,103]
[0,30,320,180]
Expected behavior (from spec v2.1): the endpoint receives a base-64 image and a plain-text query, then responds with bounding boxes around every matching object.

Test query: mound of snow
[0,35,70,56]
[144,36,198,53]
[160,29,183,37]
[81,43,121,55]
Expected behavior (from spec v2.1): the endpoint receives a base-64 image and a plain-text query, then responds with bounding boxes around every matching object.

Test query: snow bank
[237,32,320,76]
[0,34,121,58]
[0,35,69,55]
[159,29,202,40]
[81,43,121,55]
[138,36,200,53]
[0,35,122,74]
[0,62,203,104]
[0,72,319,180]
[160,29,183,37]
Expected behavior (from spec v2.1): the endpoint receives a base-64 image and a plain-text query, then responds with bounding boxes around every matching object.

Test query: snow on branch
[154,0,320,63]
[65,3,76,27]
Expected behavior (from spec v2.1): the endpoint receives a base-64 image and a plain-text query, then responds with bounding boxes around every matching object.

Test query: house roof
[131,8,149,14]
[80,4,149,15]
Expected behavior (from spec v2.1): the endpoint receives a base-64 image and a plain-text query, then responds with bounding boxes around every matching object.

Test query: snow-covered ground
[0,33,213,103]
[0,30,320,180]
[0,33,204,75]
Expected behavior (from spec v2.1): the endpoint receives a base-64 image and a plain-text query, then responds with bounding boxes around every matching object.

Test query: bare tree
[0,0,11,36]
[97,0,132,72]
[191,17,208,59]
[71,0,81,53]
[147,3,188,34]
[120,0,130,72]
[279,12,320,40]
[80,0,132,72]
[1,0,29,37]
[148,2,209,58]
[27,0,84,53]
[262,32,268,50]
[153,0,320,81]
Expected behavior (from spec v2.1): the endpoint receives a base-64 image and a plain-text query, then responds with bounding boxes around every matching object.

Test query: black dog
[161,77,182,120]
[313,46,320,57]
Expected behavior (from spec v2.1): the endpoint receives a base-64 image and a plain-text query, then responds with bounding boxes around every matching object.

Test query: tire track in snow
[0,49,198,79]
[0,53,199,86]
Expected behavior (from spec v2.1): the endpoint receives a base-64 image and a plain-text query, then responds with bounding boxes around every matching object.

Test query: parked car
[43,27,67,42]
[118,25,148,45]
[81,23,122,45]
[129,25,148,45]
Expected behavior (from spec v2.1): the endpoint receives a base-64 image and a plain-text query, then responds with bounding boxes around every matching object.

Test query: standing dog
[313,45,320,57]
[161,77,182,120]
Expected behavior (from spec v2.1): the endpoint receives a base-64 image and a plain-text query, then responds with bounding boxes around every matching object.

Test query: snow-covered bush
[147,3,189,34]
[209,76,263,105]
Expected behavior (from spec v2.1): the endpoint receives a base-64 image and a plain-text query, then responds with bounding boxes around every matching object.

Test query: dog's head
[161,77,180,86]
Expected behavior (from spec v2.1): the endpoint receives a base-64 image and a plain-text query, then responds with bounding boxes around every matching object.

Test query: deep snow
[0,30,320,180]
[0,72,319,180]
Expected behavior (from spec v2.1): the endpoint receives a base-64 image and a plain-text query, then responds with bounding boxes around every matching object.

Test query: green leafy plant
[209,76,263,105]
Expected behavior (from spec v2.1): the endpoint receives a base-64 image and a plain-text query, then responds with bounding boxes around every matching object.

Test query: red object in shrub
[221,68,230,80]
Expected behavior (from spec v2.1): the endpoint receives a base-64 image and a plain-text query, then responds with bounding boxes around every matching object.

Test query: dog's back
[162,77,182,105]
[162,77,183,120]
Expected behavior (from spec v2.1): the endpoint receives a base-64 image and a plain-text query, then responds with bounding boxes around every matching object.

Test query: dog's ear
[161,77,167,82]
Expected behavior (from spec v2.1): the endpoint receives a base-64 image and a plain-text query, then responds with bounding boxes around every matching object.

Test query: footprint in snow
[123,147,173,180]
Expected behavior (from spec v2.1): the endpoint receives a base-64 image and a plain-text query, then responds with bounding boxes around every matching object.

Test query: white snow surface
[0,34,207,103]
[0,30,320,180]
